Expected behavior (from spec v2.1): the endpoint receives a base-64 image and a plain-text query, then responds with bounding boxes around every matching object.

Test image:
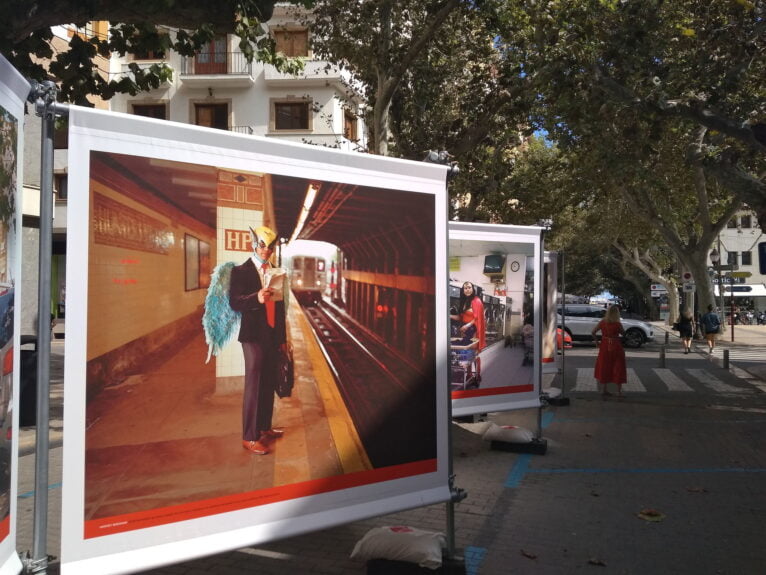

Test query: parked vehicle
[557,304,654,348]
[557,328,573,349]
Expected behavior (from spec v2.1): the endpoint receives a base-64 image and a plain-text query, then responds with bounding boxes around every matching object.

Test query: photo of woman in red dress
[591,304,627,398]
[451,282,486,381]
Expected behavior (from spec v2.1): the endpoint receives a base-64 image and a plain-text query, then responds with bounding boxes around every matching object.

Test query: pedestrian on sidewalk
[675,308,695,354]
[700,304,721,354]
[592,304,627,398]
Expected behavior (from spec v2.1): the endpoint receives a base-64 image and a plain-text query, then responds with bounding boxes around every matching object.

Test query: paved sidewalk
[13,332,766,574]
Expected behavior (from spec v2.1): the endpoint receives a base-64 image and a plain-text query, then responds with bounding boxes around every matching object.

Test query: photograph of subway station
[83,151,438,531]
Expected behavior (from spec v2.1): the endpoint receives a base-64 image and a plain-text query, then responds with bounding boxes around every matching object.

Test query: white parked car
[557,304,654,348]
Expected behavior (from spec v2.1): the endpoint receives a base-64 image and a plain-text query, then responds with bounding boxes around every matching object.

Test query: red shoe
[262,428,284,439]
[242,440,269,455]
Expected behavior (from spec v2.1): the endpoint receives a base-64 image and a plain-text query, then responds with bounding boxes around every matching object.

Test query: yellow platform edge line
[293,298,373,474]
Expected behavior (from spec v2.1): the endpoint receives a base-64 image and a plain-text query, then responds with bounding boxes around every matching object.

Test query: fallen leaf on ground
[520,549,537,560]
[686,486,708,493]
[637,508,666,522]
[588,558,607,566]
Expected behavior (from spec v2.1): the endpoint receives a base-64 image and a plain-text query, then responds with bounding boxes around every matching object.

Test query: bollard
[723,349,729,369]
[659,345,666,368]
[665,331,669,345]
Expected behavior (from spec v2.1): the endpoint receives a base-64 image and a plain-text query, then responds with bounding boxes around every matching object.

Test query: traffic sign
[716,264,739,271]
[650,284,667,292]
[682,282,695,293]
[729,271,752,278]
[682,271,693,281]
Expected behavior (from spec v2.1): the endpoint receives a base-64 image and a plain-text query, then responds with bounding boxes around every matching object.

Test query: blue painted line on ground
[503,413,554,489]
[464,546,487,575]
[18,482,62,499]
[505,453,532,488]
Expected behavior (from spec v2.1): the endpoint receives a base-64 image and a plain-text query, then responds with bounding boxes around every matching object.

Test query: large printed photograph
[447,225,543,416]
[0,103,17,543]
[449,240,535,399]
[83,151,438,537]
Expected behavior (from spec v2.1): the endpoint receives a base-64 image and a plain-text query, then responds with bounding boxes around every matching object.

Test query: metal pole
[431,157,465,563]
[716,237,724,328]
[25,80,59,575]
[535,236,543,440]
[730,285,735,342]
[559,252,566,397]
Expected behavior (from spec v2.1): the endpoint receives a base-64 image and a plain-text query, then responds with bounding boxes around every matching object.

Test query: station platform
[80,295,370,522]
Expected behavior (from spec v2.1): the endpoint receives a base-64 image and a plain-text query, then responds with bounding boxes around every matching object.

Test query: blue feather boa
[202,261,240,363]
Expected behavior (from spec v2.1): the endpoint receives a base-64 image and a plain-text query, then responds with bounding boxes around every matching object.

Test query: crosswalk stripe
[709,346,766,361]
[575,368,646,392]
[575,368,598,392]
[572,367,763,394]
[686,368,752,394]
[653,368,694,392]
[623,368,646,392]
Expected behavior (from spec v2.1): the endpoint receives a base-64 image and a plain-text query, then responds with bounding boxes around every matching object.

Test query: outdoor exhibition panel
[0,54,27,575]
[62,107,451,575]
[448,222,543,417]
[543,251,561,373]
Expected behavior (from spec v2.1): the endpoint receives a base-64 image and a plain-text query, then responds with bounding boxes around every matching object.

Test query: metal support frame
[424,151,465,571]
[22,80,68,575]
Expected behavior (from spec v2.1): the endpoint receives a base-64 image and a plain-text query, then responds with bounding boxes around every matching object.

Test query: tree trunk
[372,81,391,155]
[665,284,680,326]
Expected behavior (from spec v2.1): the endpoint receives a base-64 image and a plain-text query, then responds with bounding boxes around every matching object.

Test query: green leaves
[2,0,281,104]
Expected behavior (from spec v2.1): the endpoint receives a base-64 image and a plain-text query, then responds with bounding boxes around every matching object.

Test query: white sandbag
[350,525,445,569]
[482,423,534,444]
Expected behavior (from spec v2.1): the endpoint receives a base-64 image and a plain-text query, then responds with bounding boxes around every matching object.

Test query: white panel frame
[62,107,450,574]
[448,222,543,417]
[0,54,29,575]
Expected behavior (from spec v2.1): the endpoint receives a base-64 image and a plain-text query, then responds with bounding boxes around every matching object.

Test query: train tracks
[300,300,436,469]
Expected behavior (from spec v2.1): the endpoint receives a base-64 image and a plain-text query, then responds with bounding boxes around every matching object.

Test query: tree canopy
[4,0,764,309]
[1,0,308,104]
[490,0,765,227]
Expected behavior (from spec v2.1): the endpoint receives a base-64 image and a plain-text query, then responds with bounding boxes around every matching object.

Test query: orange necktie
[261,263,276,328]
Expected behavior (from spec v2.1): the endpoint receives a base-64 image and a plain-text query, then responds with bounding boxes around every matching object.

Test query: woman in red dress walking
[591,304,627,398]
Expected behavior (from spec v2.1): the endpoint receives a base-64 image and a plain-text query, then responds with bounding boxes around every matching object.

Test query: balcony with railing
[263,59,350,89]
[180,52,255,88]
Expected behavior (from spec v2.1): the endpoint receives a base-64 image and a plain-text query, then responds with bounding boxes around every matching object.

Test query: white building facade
[709,209,766,318]
[107,4,367,151]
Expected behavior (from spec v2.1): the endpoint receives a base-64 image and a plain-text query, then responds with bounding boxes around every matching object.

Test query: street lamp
[709,247,723,318]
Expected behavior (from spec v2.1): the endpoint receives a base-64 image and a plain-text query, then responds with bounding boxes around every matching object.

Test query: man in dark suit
[228,225,287,455]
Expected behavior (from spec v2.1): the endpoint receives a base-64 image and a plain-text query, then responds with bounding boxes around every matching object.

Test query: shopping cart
[450,340,479,391]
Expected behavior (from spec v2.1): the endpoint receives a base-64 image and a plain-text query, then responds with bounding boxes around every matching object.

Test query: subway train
[290,255,327,304]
